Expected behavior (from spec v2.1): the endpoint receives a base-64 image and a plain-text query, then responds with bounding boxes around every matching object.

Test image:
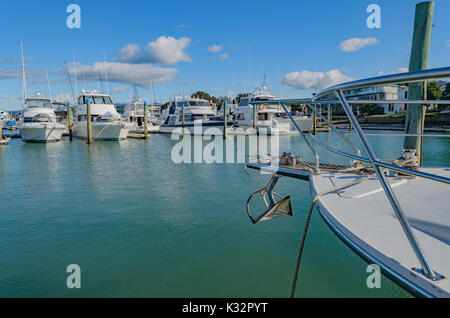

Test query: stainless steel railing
[249,67,450,280]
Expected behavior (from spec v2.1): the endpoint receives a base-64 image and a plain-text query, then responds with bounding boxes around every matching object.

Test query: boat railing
[249,66,450,281]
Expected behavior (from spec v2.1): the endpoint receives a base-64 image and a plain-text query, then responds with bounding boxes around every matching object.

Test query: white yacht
[18,94,66,143]
[160,98,232,135]
[123,93,160,133]
[233,86,313,134]
[72,90,128,141]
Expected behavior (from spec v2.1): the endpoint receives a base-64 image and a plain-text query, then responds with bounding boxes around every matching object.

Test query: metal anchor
[246,175,293,224]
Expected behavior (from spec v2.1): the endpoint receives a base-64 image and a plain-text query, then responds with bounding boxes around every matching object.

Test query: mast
[72,47,78,95]
[20,39,27,106]
[46,70,53,103]
[404,1,435,164]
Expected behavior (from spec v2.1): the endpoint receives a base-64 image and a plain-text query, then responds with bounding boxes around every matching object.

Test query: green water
[0,132,448,298]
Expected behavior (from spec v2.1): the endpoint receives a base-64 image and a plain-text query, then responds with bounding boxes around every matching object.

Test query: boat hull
[160,122,232,136]
[19,124,65,143]
[72,121,129,141]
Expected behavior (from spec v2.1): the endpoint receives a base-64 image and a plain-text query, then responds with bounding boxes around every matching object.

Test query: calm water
[0,131,449,298]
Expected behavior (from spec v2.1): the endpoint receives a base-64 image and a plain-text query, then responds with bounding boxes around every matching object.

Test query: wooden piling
[223,100,228,139]
[404,1,434,164]
[67,102,73,141]
[143,101,149,139]
[86,99,93,144]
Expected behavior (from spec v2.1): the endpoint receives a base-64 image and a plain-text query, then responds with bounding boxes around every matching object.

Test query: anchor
[246,175,293,224]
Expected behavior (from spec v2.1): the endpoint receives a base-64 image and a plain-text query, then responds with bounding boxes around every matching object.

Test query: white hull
[19,124,65,143]
[160,123,231,136]
[72,121,129,141]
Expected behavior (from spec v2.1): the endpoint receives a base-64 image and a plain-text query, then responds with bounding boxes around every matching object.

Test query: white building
[0,109,9,121]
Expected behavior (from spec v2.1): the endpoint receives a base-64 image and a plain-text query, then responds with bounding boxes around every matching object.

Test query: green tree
[191,91,218,104]
[233,93,249,105]
[440,83,450,111]
[426,81,442,100]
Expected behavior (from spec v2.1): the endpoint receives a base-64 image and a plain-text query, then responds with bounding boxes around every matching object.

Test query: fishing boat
[18,94,66,143]
[232,85,313,134]
[72,90,128,141]
[245,67,450,298]
[160,97,232,135]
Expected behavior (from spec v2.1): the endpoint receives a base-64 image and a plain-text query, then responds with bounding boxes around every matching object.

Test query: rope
[290,173,375,298]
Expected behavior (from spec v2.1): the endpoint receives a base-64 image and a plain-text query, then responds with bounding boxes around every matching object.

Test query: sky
[0,0,449,110]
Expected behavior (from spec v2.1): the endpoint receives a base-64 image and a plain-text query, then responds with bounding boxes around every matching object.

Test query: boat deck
[247,162,450,297]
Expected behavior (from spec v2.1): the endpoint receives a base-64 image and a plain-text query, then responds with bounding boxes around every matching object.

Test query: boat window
[198,101,211,107]
[103,96,113,104]
[178,101,188,108]
[78,96,84,105]
[27,99,51,108]
[184,114,193,122]
[189,101,197,106]
[93,96,104,104]
[169,116,177,125]
[239,99,248,107]
[258,113,268,121]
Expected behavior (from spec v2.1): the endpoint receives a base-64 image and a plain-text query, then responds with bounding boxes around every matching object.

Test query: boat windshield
[26,99,52,108]
[79,96,113,105]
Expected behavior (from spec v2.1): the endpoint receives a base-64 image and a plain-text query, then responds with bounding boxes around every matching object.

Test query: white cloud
[219,53,229,60]
[446,40,450,47]
[207,44,223,53]
[281,69,354,90]
[111,86,130,94]
[339,37,379,52]
[396,67,408,73]
[119,36,192,65]
[69,62,178,88]
[378,67,408,76]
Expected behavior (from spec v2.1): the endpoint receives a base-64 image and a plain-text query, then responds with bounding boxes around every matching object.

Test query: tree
[233,93,249,105]
[426,81,442,101]
[191,91,218,104]
[440,83,450,111]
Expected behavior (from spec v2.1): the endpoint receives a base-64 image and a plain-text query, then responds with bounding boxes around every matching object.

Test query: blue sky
[0,0,449,110]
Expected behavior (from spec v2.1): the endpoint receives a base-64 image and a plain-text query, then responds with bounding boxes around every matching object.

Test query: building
[321,85,401,114]
[0,109,9,121]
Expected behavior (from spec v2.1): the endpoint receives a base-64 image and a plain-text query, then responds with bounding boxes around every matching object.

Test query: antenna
[46,70,53,102]
[72,47,78,95]
[20,38,27,106]
[103,50,109,94]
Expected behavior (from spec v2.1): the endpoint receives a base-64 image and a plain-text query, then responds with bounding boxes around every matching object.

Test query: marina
[0,0,449,302]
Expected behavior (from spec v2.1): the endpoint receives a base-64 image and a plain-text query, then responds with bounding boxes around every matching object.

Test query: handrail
[280,102,320,173]
[249,98,450,105]
[309,132,450,184]
[247,67,450,280]
[314,67,450,101]
[305,104,362,157]
[335,89,437,279]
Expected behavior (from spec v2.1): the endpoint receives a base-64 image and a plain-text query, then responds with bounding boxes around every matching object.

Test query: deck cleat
[246,175,293,224]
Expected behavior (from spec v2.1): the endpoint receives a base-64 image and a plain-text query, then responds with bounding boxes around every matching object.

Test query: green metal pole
[223,100,228,139]
[404,1,434,164]
[10,113,15,137]
[253,104,257,130]
[67,102,73,141]
[327,104,332,132]
[86,99,93,144]
[143,101,149,139]
[312,105,317,135]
